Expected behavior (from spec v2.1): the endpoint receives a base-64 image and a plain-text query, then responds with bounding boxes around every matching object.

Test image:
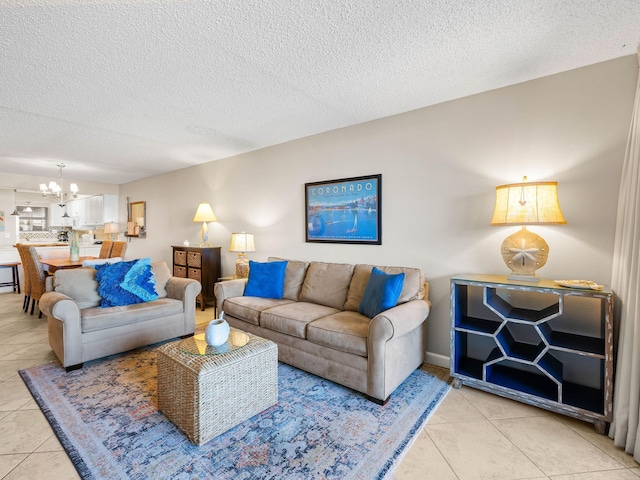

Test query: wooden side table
[172,246,221,311]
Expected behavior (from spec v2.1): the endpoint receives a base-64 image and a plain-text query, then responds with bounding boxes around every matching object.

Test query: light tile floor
[0,291,637,479]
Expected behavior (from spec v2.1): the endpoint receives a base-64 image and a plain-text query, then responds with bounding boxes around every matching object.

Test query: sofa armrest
[40,291,84,368]
[367,299,430,401]
[39,291,81,323]
[165,277,202,302]
[368,299,430,343]
[214,279,247,314]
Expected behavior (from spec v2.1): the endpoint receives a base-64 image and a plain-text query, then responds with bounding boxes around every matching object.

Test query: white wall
[119,55,639,364]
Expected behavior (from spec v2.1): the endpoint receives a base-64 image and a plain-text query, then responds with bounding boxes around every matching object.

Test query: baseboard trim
[425,352,449,369]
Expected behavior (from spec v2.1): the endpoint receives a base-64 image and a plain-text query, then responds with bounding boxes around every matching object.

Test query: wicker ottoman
[157,329,278,445]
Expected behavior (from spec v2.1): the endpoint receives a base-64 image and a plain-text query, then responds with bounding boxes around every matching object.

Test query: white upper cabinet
[67,195,118,227]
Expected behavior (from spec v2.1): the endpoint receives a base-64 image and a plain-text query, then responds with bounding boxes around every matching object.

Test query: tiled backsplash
[18,232,58,242]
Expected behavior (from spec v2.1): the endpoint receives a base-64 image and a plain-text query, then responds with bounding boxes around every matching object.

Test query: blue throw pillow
[95,257,158,307]
[358,267,405,318]
[244,260,288,299]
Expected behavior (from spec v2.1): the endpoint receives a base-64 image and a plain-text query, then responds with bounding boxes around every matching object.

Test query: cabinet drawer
[188,268,202,281]
[174,251,187,266]
[187,252,202,268]
[173,266,187,278]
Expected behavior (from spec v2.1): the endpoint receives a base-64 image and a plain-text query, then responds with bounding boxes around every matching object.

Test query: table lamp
[229,232,256,278]
[104,222,119,241]
[490,176,566,282]
[193,202,217,247]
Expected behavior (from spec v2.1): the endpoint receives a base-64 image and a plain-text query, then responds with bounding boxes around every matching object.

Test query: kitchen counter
[11,243,71,247]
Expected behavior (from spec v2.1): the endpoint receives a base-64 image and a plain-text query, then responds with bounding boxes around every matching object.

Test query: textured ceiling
[1,0,639,185]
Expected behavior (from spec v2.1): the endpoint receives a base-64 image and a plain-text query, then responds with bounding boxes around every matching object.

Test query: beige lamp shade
[490,180,566,226]
[193,202,217,223]
[229,232,256,253]
[104,222,119,240]
[104,222,119,234]
[193,202,217,246]
[229,232,256,278]
[491,177,566,282]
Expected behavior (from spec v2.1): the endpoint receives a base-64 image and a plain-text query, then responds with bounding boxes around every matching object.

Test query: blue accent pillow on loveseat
[95,257,158,307]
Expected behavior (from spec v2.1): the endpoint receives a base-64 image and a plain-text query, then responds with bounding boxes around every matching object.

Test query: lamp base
[235,253,249,278]
[500,227,549,280]
[507,273,540,283]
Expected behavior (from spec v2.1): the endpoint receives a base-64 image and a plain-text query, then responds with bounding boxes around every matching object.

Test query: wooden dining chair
[25,246,47,318]
[99,241,113,259]
[15,244,32,312]
[110,241,127,259]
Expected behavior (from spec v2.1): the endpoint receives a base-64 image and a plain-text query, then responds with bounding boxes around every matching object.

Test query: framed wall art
[305,174,381,244]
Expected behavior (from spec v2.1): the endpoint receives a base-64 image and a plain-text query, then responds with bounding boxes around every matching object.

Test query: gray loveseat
[214,258,430,403]
[40,261,201,371]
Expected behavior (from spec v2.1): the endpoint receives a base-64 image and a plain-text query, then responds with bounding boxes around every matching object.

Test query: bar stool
[0,262,21,294]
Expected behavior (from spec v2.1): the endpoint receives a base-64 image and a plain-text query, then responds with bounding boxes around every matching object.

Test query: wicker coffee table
[157,329,278,445]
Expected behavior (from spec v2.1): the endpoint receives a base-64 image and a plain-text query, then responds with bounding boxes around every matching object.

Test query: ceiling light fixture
[39,163,79,207]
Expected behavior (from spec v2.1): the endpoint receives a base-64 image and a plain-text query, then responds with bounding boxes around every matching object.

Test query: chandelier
[39,163,79,207]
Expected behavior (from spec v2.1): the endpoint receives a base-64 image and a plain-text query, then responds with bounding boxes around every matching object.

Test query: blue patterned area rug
[20,345,450,480]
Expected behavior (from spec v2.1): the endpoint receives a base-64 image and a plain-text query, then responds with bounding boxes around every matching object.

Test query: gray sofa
[40,261,201,371]
[214,258,430,403]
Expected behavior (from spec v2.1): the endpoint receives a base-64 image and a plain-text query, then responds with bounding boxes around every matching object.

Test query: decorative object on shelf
[229,232,255,278]
[183,240,189,247]
[490,176,566,282]
[104,222,119,241]
[204,313,230,347]
[10,189,19,216]
[305,174,382,245]
[39,163,78,207]
[193,202,217,247]
[69,233,80,261]
[554,279,604,290]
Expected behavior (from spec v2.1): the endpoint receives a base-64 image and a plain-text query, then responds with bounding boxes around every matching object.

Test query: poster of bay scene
[305,174,381,244]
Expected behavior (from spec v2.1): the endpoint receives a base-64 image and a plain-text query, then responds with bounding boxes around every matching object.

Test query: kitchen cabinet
[68,195,118,227]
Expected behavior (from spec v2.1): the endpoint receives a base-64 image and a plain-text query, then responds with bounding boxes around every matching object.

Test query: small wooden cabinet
[172,246,221,311]
[450,274,613,433]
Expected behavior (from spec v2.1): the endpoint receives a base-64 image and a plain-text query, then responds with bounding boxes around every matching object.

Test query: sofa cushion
[53,267,101,309]
[95,258,158,307]
[244,260,288,299]
[307,311,370,357]
[268,257,309,301]
[223,296,293,325]
[81,297,183,333]
[299,261,354,310]
[151,261,172,298]
[358,267,405,318]
[344,264,425,311]
[260,302,340,339]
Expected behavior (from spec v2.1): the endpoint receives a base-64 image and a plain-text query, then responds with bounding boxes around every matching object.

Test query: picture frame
[305,174,381,244]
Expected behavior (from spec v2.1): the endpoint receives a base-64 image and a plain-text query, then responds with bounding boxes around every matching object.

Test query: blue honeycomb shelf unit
[450,274,613,434]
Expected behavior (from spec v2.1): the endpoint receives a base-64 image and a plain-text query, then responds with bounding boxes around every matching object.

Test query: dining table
[40,256,99,274]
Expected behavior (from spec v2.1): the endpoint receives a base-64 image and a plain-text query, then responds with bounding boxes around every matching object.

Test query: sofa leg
[65,363,83,372]
[366,395,390,406]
